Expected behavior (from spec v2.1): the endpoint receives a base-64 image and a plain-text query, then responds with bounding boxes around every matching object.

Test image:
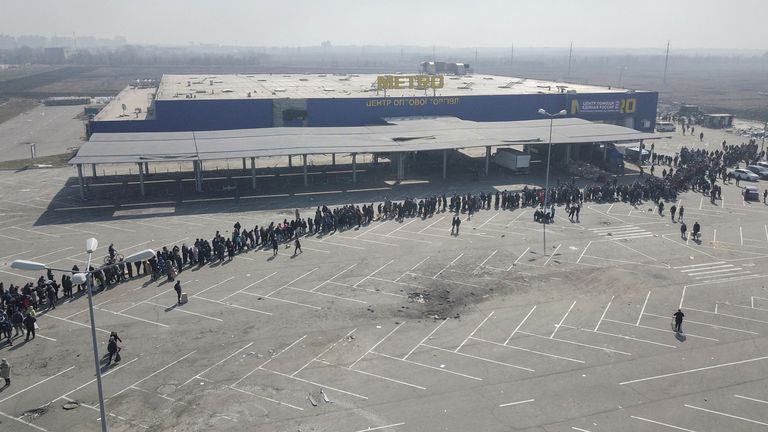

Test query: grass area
[0,150,76,170]
[0,98,40,124]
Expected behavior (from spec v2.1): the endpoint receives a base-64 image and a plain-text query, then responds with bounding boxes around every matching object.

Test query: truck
[493,148,531,173]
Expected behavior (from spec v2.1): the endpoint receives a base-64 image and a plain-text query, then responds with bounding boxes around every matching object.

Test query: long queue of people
[1,140,761,350]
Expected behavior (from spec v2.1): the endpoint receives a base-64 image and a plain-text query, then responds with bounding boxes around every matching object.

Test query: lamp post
[538,109,567,255]
[12,240,154,432]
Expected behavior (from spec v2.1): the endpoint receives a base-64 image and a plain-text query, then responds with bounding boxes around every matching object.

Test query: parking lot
[1,138,768,431]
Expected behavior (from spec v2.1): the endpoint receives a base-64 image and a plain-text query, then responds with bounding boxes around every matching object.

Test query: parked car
[655,121,676,132]
[744,185,760,201]
[756,161,768,170]
[731,168,759,181]
[746,165,768,179]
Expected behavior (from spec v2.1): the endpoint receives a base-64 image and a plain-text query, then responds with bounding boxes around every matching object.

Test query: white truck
[493,148,531,173]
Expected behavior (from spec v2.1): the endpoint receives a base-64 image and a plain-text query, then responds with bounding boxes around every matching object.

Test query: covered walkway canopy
[69,117,666,197]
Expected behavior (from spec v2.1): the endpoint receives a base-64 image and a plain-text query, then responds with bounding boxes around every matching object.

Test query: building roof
[71,117,666,165]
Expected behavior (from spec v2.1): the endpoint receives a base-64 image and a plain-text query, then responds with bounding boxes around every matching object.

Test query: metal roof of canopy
[70,117,666,165]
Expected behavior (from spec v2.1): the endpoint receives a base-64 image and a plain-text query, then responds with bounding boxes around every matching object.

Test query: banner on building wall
[570,98,636,114]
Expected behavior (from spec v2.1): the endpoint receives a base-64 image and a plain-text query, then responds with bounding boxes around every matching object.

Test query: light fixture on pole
[537,108,567,256]
[11,241,154,432]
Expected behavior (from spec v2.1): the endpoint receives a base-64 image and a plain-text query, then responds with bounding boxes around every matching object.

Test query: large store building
[89,72,658,135]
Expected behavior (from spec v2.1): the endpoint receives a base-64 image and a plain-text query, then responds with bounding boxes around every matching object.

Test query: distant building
[43,47,68,64]
[89,72,659,134]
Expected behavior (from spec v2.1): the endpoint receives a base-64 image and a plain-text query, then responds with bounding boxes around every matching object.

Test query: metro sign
[376,75,445,90]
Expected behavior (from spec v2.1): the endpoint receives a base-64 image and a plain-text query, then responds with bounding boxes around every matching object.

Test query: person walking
[680,222,687,239]
[670,204,677,222]
[106,332,122,365]
[673,309,685,333]
[678,205,684,222]
[174,280,182,304]
[271,237,279,257]
[0,359,9,388]
[23,312,36,341]
[454,216,461,235]
[293,238,302,256]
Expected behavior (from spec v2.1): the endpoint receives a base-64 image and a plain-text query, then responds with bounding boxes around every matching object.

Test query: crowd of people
[0,138,764,360]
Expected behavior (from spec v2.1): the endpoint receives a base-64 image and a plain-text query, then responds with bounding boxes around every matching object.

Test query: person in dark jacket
[23,313,36,341]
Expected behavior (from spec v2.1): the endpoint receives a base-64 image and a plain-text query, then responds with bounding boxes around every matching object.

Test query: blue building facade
[89,91,658,134]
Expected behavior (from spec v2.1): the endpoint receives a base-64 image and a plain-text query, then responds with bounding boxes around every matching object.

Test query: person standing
[454,216,461,235]
[680,222,687,239]
[23,312,36,341]
[271,237,279,257]
[293,238,302,256]
[678,205,684,222]
[106,332,122,365]
[174,280,182,304]
[670,204,677,222]
[0,359,9,388]
[673,309,685,333]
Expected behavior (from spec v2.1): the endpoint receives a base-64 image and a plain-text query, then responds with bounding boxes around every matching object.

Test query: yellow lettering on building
[376,75,446,90]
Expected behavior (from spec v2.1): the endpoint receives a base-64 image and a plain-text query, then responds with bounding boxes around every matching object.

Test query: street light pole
[538,109,567,255]
[83,249,109,432]
[11,243,154,432]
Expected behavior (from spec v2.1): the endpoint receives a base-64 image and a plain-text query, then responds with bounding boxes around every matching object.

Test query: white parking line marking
[404,319,448,360]
[107,351,196,400]
[594,296,614,331]
[685,404,768,426]
[353,422,405,432]
[637,291,651,325]
[621,355,768,385]
[293,329,357,377]
[434,253,464,279]
[0,365,75,404]
[499,398,535,407]
[674,261,725,269]
[350,322,405,368]
[145,301,223,322]
[552,301,576,338]
[734,394,768,405]
[419,216,446,233]
[423,343,534,372]
[543,244,561,266]
[457,311,494,352]
[473,337,584,363]
[505,306,536,345]
[372,351,482,381]
[631,415,699,431]
[220,272,277,301]
[0,409,49,431]
[518,331,631,355]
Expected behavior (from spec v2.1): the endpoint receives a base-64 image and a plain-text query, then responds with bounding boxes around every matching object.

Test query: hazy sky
[2,0,767,49]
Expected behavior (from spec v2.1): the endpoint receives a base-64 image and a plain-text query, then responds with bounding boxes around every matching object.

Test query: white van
[655,121,676,132]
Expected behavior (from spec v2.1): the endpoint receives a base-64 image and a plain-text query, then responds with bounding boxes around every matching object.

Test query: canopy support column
[77,164,85,199]
[351,153,357,184]
[302,154,308,186]
[144,162,149,175]
[91,164,97,178]
[193,161,202,193]
[484,146,491,176]
[250,157,256,190]
[242,158,247,170]
[288,155,292,168]
[137,162,145,196]
[442,149,448,179]
[332,153,336,167]
[397,152,404,182]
